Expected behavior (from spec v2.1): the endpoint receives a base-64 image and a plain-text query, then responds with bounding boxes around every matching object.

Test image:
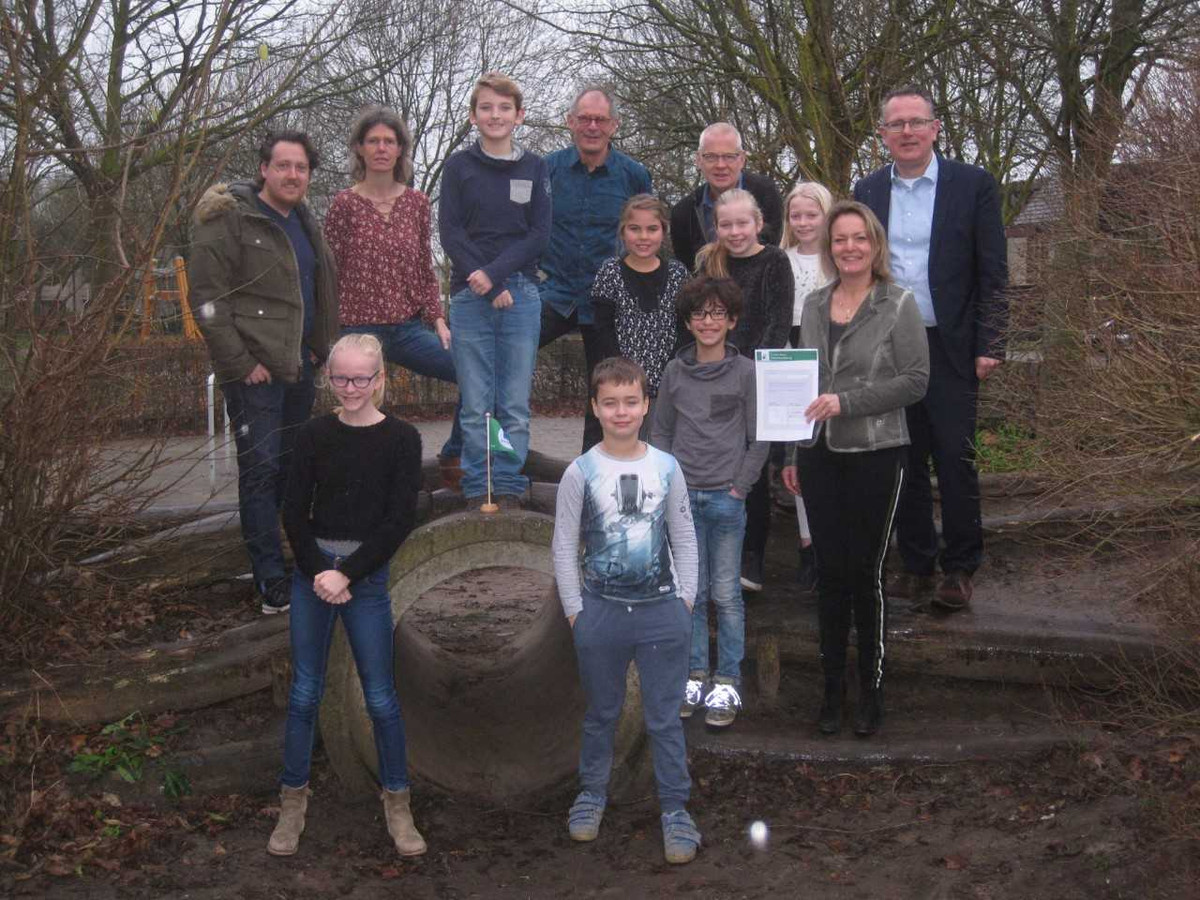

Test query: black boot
[853,686,883,737]
[797,544,818,593]
[817,674,843,735]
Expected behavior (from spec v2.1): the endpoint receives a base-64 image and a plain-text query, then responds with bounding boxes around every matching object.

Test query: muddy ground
[3,502,1198,897]
[5,682,1197,899]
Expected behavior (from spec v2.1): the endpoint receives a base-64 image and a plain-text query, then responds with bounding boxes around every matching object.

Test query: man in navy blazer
[853,84,1008,611]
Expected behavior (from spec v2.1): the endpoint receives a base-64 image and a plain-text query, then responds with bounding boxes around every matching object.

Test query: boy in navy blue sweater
[439,72,552,504]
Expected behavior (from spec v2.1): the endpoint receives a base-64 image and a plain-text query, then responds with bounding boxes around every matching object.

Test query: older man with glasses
[540,85,653,452]
[669,122,783,273]
[854,84,1009,614]
[669,122,785,595]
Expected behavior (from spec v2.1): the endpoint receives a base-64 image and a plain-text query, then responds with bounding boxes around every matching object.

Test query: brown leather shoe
[933,572,973,612]
[888,571,935,601]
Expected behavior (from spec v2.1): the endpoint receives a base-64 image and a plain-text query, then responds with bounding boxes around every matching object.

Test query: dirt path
[9,734,1196,899]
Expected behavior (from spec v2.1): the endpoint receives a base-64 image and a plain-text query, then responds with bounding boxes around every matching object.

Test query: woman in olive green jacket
[782,200,929,739]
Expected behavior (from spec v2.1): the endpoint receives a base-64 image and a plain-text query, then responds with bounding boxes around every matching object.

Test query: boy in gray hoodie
[651,277,769,729]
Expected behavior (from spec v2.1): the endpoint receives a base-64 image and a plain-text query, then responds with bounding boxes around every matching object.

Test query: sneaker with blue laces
[567,791,606,842]
[661,809,701,864]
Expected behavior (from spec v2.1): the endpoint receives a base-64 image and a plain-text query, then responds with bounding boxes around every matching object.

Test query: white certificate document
[755,348,819,441]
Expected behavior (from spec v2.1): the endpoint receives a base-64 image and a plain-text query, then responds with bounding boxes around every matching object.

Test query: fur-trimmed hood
[189,179,338,385]
[194,180,257,225]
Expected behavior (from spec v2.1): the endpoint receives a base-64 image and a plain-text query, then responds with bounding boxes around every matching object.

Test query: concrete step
[685,670,1083,766]
[746,595,1159,698]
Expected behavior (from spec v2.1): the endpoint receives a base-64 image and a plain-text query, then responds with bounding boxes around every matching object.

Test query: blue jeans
[281,555,409,791]
[573,593,692,812]
[448,273,541,498]
[687,489,746,684]
[220,361,315,588]
[342,319,462,460]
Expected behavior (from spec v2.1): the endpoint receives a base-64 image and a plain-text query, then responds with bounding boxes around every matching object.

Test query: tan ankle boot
[381,788,427,857]
[267,784,310,856]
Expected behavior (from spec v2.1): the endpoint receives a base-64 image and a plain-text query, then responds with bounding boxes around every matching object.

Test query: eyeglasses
[880,117,937,133]
[571,115,613,127]
[268,161,310,175]
[689,308,728,321]
[699,152,742,165]
[329,371,380,389]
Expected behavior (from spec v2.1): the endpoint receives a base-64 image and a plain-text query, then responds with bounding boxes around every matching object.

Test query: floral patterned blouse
[324,187,443,326]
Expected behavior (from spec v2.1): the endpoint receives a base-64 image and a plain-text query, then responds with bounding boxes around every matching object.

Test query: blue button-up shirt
[541,145,652,324]
[887,154,938,326]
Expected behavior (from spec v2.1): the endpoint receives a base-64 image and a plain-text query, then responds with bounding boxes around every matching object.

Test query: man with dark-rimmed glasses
[854,84,1008,613]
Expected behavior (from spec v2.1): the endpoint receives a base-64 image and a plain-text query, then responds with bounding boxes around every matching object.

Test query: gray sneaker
[661,809,701,864]
[680,678,705,719]
[704,682,741,729]
[567,791,606,842]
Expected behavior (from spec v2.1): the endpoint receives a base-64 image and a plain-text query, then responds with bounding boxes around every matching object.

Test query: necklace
[356,184,404,213]
[831,284,870,324]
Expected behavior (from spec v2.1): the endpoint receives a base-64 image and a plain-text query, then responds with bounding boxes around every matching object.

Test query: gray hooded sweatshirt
[650,342,769,497]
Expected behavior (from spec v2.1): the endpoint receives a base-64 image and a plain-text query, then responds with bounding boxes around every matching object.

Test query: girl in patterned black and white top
[590,195,688,434]
[781,181,836,591]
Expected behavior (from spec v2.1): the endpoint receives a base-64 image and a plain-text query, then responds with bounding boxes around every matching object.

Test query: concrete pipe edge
[319,509,647,803]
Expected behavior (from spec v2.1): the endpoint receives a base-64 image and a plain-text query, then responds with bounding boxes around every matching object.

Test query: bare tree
[540,0,958,197]
[300,0,564,205]
[0,0,387,631]
[1,0,372,284]
[964,0,1200,188]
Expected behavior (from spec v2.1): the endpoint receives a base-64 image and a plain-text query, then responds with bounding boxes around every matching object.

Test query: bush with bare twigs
[1027,64,1199,543]
[1024,66,1200,844]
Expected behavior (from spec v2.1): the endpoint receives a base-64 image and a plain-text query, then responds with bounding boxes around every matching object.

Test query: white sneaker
[704,682,741,729]
[680,678,705,719]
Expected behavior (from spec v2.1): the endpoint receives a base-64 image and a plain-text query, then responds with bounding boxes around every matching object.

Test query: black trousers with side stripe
[795,437,905,690]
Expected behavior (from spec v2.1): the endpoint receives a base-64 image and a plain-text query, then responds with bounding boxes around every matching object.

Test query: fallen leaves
[940,853,970,870]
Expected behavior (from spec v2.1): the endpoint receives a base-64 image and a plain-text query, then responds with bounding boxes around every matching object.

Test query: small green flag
[488,416,520,461]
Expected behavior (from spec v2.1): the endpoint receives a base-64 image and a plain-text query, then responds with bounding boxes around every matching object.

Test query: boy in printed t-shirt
[552,357,702,864]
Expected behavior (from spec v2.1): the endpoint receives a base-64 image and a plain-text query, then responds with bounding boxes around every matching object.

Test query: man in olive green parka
[191,131,338,614]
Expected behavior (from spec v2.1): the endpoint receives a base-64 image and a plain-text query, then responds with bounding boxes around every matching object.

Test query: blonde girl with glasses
[271,333,427,860]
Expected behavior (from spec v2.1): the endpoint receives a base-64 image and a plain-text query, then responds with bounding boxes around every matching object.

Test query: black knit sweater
[282,413,422,582]
[727,245,794,358]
